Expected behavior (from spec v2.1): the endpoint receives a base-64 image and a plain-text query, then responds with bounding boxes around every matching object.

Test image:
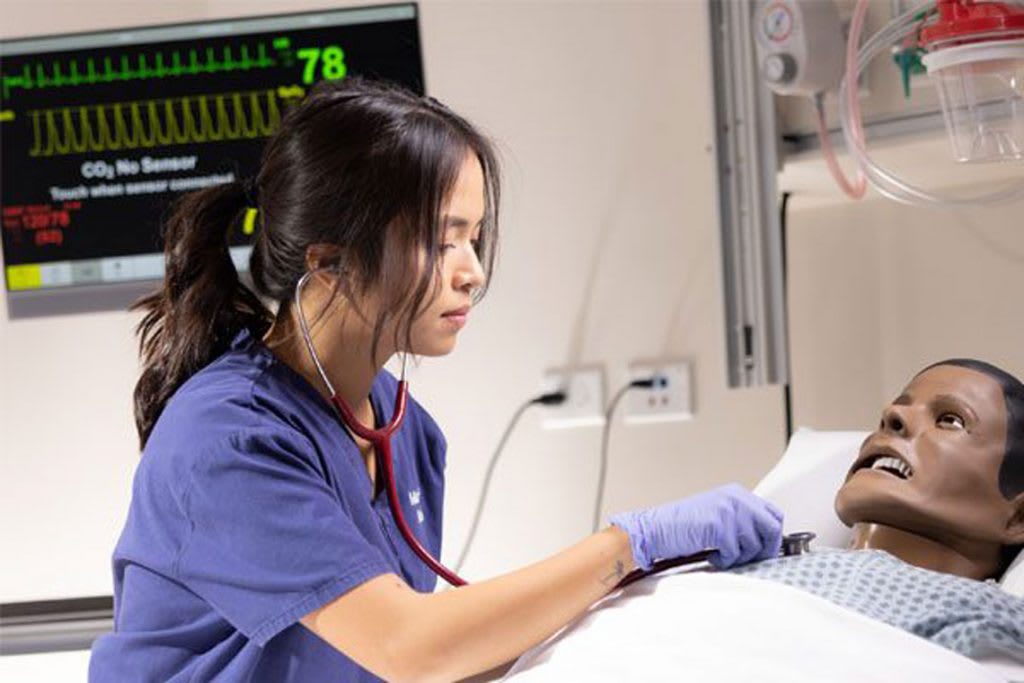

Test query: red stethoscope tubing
[293,269,467,587]
[329,382,468,588]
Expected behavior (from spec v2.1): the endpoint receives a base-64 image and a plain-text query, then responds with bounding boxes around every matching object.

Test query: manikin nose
[880,406,908,436]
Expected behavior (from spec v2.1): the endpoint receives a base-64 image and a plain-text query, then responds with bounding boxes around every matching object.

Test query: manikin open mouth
[858,454,914,480]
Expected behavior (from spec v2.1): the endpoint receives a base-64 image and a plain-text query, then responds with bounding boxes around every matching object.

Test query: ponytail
[132,78,502,448]
[132,181,271,448]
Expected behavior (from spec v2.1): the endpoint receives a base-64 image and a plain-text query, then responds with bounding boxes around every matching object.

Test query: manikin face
[835,365,1020,549]
[405,152,487,357]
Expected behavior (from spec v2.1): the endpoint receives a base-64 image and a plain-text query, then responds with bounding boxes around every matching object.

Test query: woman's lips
[442,307,470,329]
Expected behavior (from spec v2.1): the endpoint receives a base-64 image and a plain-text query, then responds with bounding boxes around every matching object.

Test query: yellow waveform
[27,88,295,157]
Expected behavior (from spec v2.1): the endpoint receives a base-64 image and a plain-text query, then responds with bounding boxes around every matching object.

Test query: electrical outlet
[624,361,694,425]
[540,367,606,430]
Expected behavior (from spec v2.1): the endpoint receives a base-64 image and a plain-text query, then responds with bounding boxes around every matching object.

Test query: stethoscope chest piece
[781,531,816,557]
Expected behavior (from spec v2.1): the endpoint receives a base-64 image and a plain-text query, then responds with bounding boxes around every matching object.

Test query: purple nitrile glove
[609,483,784,570]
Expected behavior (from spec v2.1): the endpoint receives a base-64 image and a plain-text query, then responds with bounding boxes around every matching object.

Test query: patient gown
[730,549,1024,662]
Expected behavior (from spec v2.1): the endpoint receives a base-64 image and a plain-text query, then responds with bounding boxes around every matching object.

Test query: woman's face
[406,152,487,357]
[835,365,1019,548]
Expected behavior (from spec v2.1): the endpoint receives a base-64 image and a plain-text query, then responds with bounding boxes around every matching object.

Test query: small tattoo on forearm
[600,560,626,586]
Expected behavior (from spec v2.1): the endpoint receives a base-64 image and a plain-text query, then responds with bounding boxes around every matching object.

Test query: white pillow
[754,428,1024,597]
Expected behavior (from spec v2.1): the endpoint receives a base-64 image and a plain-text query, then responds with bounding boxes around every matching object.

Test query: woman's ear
[304,243,343,273]
[1003,492,1024,545]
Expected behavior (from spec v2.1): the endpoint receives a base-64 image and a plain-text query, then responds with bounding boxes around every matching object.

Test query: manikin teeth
[869,455,912,479]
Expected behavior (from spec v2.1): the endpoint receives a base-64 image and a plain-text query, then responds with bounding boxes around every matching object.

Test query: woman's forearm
[395,525,636,682]
[303,526,636,682]
[305,484,782,682]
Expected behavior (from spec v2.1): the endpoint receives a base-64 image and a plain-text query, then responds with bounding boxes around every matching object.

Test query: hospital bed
[6,431,1021,681]
[503,429,1024,683]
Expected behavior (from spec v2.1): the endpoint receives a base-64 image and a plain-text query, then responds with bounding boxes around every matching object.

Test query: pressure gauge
[753,0,845,96]
[762,3,794,43]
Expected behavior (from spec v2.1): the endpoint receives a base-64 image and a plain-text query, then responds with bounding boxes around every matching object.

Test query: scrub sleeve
[89,330,446,682]
[176,428,393,646]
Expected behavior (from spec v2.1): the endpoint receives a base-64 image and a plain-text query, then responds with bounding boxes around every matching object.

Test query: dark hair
[920,358,1024,572]
[132,78,501,447]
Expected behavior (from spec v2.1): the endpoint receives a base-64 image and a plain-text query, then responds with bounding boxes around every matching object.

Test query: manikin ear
[1003,491,1024,546]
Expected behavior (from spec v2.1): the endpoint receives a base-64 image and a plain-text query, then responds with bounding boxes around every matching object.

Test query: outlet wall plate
[624,360,694,425]
[540,366,606,430]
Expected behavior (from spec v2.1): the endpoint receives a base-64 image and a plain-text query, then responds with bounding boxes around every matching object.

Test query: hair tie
[240,177,260,236]
[242,207,259,236]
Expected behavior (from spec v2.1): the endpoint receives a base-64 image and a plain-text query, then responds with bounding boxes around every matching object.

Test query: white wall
[783,121,1024,430]
[0,0,788,609]
[776,0,1024,430]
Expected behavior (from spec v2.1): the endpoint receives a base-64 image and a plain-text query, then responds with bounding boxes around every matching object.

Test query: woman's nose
[880,406,909,436]
[454,248,486,293]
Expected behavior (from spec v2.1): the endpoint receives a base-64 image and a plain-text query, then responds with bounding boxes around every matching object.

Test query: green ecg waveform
[2,42,279,99]
[27,86,305,157]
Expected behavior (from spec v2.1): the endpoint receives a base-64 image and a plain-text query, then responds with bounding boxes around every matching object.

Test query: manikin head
[834,359,1024,579]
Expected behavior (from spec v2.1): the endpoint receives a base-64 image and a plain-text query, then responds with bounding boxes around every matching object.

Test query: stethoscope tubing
[294,272,814,592]
[294,270,468,588]
[614,531,816,590]
[330,385,467,587]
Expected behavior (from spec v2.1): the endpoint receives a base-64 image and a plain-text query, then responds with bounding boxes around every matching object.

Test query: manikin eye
[937,413,965,430]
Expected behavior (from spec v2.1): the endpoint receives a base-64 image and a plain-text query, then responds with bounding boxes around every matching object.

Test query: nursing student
[88,78,783,683]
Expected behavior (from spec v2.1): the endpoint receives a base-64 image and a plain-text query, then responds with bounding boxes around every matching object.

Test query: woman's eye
[937,413,965,429]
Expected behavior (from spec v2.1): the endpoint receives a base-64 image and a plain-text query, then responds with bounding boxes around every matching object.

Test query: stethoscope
[294,269,468,587]
[614,530,817,589]
[295,270,816,590]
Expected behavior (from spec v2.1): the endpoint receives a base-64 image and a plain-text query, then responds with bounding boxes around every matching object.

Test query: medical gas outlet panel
[754,0,845,96]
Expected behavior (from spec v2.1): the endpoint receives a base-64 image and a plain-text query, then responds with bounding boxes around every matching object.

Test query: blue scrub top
[89,329,447,682]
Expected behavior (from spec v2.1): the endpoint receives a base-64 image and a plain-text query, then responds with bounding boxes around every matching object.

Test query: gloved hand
[609,483,784,570]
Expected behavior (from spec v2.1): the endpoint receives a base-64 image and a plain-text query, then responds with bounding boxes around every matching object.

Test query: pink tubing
[816,0,870,200]
[815,96,867,199]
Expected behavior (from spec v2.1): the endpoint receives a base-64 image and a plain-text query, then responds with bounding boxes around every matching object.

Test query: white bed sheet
[504,570,1007,683]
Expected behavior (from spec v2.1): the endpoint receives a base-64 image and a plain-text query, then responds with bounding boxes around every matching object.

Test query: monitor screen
[0,3,423,316]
